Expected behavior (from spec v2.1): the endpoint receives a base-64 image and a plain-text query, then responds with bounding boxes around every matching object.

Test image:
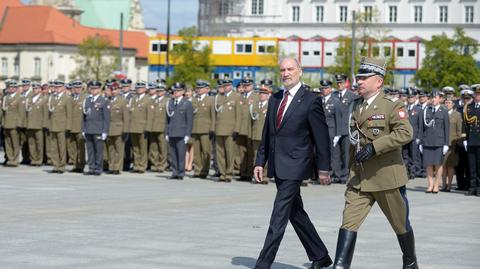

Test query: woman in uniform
[441,97,463,192]
[419,90,450,193]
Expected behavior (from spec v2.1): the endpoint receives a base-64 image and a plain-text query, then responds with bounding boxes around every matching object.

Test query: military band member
[250,79,272,184]
[191,79,215,178]
[83,81,110,175]
[214,79,241,182]
[418,90,449,193]
[165,82,194,180]
[333,57,418,269]
[238,77,258,181]
[129,81,151,173]
[26,82,48,166]
[334,73,356,183]
[319,79,342,181]
[47,80,72,173]
[441,97,463,192]
[67,80,86,173]
[463,84,480,196]
[2,80,22,166]
[147,82,169,172]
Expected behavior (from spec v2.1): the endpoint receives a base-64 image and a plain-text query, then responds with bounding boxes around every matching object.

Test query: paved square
[0,160,478,268]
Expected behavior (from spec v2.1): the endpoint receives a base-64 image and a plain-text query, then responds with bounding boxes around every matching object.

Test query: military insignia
[372,128,380,136]
[202,103,205,107]
[107,105,110,109]
[398,108,407,119]
[342,99,346,104]
[373,105,377,110]
[369,114,385,120]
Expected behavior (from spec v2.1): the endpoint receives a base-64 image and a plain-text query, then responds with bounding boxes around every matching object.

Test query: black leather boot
[333,228,357,269]
[397,230,419,269]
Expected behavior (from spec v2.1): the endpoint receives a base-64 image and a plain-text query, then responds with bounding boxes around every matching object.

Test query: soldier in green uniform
[332,57,418,269]
[2,80,22,167]
[129,81,151,173]
[214,79,241,182]
[67,80,86,173]
[250,79,272,184]
[47,80,72,173]
[191,79,216,178]
[26,82,48,166]
[147,82,169,172]
[18,79,33,165]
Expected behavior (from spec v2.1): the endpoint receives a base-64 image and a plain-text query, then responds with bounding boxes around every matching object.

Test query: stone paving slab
[0,160,478,268]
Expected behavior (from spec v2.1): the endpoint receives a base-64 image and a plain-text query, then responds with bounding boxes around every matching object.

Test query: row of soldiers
[0,77,273,183]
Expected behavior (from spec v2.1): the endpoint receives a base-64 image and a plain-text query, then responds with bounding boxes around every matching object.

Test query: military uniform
[463,88,480,196]
[403,88,422,179]
[147,86,168,172]
[214,79,241,182]
[26,91,48,166]
[106,93,129,174]
[68,88,86,172]
[2,82,22,166]
[333,58,418,269]
[129,82,151,173]
[120,78,134,171]
[191,80,215,178]
[418,103,450,167]
[456,89,474,190]
[250,82,271,183]
[18,80,32,165]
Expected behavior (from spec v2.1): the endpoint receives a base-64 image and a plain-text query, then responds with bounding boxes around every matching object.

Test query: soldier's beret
[356,57,386,78]
[260,78,273,87]
[53,79,65,87]
[171,82,185,91]
[240,77,254,85]
[334,74,347,82]
[430,90,442,98]
[21,78,31,86]
[6,79,18,87]
[65,82,73,89]
[135,81,147,88]
[195,79,210,88]
[120,78,132,86]
[147,82,158,89]
[216,79,224,86]
[442,86,455,93]
[87,80,102,88]
[222,78,233,85]
[319,79,332,88]
[105,79,117,87]
[71,80,83,88]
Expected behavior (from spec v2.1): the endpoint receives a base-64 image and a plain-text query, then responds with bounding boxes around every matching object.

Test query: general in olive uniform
[67,80,86,172]
[83,81,110,175]
[214,79,241,182]
[129,81,151,173]
[2,80,22,166]
[191,80,216,178]
[26,82,48,166]
[332,57,418,269]
[165,82,194,179]
[147,82,169,172]
[463,84,480,196]
[47,80,72,173]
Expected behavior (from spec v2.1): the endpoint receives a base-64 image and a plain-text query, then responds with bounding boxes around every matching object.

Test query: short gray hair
[279,57,302,70]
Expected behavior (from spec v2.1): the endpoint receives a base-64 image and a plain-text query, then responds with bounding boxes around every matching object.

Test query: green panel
[75,0,130,30]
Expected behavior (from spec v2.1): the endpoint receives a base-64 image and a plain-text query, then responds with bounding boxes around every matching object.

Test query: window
[397,47,404,57]
[439,6,448,23]
[384,47,391,57]
[292,6,300,22]
[326,52,333,56]
[465,6,474,23]
[251,0,264,15]
[244,71,253,78]
[372,47,380,57]
[13,57,19,77]
[302,51,309,56]
[233,71,242,79]
[219,0,232,15]
[313,51,321,56]
[364,6,373,22]
[235,42,253,54]
[408,49,416,57]
[1,58,7,76]
[316,6,324,22]
[389,6,397,23]
[414,6,422,23]
[257,44,275,54]
[152,43,159,52]
[340,6,348,23]
[34,58,41,77]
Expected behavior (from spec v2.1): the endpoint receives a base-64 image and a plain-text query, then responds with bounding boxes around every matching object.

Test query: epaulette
[384,95,398,102]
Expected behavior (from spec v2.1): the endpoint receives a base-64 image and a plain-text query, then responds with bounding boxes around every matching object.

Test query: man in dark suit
[83,80,110,175]
[253,58,332,269]
[165,82,194,180]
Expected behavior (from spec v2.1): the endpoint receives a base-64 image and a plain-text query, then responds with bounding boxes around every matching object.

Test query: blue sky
[21,0,199,34]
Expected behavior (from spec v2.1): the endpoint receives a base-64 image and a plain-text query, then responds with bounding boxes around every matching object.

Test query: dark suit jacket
[336,90,357,136]
[255,84,331,180]
[83,95,110,135]
[419,105,450,147]
[165,98,194,138]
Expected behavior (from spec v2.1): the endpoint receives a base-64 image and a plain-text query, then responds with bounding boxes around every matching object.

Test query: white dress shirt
[278,82,302,118]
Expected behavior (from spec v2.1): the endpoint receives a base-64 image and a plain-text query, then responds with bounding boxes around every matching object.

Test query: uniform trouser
[211,135,220,174]
[236,135,249,177]
[123,134,132,171]
[329,134,341,178]
[169,137,186,177]
[333,135,350,181]
[255,179,328,269]
[85,134,104,173]
[18,127,29,163]
[341,186,412,234]
[27,129,44,165]
[192,133,211,176]
[216,135,235,179]
[245,138,255,178]
[50,131,66,171]
[67,132,85,170]
[252,140,268,178]
[467,145,480,191]
[148,132,167,171]
[3,128,20,166]
[456,145,471,189]
[106,135,124,172]
[45,130,53,164]
[131,133,148,171]
[402,142,418,178]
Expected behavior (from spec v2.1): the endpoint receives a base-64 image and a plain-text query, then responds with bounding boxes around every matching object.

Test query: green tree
[169,26,213,87]
[71,35,119,82]
[414,28,480,91]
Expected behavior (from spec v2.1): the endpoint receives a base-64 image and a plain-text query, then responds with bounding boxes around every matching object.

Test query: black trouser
[403,142,419,178]
[333,135,349,182]
[467,145,480,191]
[85,134,104,173]
[123,134,132,171]
[330,134,341,179]
[456,145,471,190]
[255,178,329,269]
[169,137,186,177]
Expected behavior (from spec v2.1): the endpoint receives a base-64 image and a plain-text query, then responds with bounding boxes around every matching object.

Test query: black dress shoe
[84,171,94,175]
[168,176,178,180]
[311,255,333,269]
[113,170,120,175]
[177,176,184,180]
[465,189,477,196]
[94,172,101,176]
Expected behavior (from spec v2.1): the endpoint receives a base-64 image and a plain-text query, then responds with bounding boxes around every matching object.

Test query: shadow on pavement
[231,257,306,269]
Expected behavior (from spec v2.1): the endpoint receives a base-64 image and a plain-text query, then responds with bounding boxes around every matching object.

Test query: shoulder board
[384,95,397,102]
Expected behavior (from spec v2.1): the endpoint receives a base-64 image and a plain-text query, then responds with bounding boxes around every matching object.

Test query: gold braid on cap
[464,105,477,125]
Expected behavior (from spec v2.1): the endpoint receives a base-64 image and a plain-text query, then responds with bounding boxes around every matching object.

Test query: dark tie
[338,91,343,100]
[360,101,368,114]
[175,100,178,107]
[276,90,289,129]
[432,107,436,113]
